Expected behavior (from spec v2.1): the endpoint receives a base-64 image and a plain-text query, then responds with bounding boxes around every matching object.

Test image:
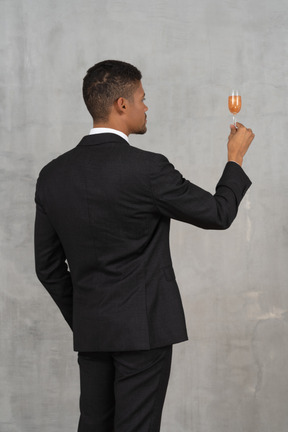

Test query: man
[34,60,254,432]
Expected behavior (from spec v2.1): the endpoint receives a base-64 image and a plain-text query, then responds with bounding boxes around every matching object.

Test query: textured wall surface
[1,0,288,431]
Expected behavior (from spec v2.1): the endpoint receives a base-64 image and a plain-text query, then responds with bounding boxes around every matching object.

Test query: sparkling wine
[228,95,242,114]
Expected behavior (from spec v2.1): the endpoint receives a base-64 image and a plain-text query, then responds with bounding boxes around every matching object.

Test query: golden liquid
[228,95,242,114]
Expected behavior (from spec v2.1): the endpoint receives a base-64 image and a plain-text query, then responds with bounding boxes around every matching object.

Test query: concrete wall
[1,0,288,431]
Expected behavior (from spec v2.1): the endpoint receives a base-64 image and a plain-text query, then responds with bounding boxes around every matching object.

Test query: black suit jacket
[34,133,251,351]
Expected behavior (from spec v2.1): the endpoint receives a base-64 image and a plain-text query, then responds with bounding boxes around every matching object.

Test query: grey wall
[1,0,288,431]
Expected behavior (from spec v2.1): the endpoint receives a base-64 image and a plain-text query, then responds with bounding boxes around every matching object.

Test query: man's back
[35,132,190,351]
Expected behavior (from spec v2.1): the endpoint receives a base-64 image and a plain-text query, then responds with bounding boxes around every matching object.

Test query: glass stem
[233,115,236,127]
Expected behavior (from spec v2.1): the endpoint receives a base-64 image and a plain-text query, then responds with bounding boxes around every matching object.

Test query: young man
[34,60,254,432]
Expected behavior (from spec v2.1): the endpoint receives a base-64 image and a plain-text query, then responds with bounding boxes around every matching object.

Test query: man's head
[83,60,148,135]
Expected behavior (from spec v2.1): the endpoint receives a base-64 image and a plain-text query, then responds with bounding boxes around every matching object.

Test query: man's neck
[89,127,129,143]
[93,119,130,136]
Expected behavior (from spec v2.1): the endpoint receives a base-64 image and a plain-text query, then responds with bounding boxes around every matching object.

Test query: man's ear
[115,97,127,113]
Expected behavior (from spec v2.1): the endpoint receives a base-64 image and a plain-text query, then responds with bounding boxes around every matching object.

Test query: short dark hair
[82,60,142,122]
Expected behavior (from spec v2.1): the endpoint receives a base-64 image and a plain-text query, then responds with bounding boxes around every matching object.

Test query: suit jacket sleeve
[34,177,73,330]
[149,157,252,229]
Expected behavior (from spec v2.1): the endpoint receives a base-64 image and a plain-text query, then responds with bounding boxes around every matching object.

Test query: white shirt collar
[89,127,129,143]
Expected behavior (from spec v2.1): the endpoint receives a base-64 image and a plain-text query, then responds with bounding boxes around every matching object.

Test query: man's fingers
[228,124,237,139]
[235,123,255,137]
[249,132,255,143]
[228,122,255,151]
[246,128,255,141]
[247,128,255,137]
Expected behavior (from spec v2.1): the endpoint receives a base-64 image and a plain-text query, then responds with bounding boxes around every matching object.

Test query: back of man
[34,60,254,432]
[35,131,190,352]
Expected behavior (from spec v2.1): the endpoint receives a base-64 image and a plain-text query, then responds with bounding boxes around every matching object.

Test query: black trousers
[77,345,172,432]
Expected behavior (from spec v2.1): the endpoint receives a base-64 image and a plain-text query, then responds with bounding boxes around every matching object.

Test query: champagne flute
[228,90,242,127]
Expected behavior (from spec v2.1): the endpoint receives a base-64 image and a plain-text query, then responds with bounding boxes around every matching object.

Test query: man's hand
[227,122,255,167]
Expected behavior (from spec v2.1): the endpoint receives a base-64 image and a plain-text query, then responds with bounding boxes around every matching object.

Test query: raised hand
[227,122,255,166]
